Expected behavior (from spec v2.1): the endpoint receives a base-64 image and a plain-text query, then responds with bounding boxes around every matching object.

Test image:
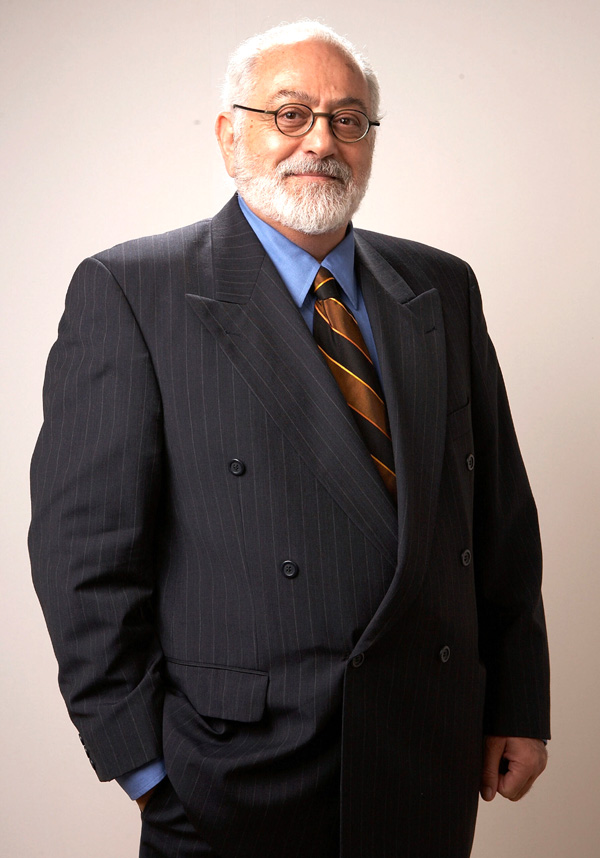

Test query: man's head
[216,22,381,247]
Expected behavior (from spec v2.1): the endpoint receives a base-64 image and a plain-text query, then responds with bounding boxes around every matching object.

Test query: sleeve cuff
[115,757,166,800]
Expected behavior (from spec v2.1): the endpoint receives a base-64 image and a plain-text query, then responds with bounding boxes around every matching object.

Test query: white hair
[222,20,381,122]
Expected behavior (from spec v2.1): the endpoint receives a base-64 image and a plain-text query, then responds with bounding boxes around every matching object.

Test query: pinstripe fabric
[140,777,216,856]
[30,195,549,858]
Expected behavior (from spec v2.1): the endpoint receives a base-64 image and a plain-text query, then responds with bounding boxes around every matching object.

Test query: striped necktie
[312,266,396,499]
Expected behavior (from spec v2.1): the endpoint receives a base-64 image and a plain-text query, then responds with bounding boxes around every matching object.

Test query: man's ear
[215,112,236,177]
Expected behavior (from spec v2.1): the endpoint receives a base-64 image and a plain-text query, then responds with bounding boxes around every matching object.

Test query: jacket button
[351,653,365,668]
[439,646,451,663]
[281,560,299,579]
[229,459,246,476]
[466,453,475,471]
[461,549,472,567]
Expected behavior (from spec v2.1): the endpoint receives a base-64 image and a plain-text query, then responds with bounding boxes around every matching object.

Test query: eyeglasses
[233,103,380,143]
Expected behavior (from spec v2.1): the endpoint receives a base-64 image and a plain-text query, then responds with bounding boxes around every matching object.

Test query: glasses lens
[331,110,369,142]
[275,104,313,136]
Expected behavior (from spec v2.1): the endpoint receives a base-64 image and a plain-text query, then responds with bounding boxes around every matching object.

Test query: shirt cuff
[115,758,167,800]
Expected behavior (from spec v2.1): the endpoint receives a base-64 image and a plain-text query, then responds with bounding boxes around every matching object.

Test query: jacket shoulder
[355,227,473,282]
[92,218,212,271]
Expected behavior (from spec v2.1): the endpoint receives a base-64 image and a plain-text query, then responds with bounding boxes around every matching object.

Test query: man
[30,20,549,858]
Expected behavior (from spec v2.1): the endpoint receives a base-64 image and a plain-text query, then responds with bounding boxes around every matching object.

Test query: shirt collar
[238,195,358,310]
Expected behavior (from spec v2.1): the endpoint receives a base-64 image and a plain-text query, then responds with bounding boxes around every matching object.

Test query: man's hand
[136,786,157,813]
[480,736,547,802]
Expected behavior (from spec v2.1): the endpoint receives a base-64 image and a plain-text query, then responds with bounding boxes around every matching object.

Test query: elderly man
[30,20,549,858]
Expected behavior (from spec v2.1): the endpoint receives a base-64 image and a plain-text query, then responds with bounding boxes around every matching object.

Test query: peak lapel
[352,232,448,648]
[185,198,398,565]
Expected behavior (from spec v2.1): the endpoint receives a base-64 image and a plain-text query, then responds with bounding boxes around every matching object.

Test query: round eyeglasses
[233,103,380,143]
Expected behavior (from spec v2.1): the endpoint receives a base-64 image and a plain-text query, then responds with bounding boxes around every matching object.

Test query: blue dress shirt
[116,195,382,800]
[116,756,166,800]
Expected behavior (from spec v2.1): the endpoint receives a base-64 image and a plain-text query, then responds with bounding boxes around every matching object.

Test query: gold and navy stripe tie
[312,266,396,499]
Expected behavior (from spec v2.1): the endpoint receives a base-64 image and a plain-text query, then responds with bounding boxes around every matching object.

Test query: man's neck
[242,201,348,262]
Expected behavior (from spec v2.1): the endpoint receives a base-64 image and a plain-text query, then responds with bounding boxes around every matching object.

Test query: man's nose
[299,115,338,157]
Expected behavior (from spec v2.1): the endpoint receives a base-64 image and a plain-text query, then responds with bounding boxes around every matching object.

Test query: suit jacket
[30,195,550,858]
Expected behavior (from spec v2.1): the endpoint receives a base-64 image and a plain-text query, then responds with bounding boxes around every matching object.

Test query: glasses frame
[232,103,380,143]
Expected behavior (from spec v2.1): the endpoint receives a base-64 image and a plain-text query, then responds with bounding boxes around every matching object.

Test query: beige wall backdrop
[2,0,598,854]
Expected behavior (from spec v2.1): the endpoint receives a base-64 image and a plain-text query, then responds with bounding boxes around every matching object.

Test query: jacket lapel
[351,232,448,648]
[185,198,398,565]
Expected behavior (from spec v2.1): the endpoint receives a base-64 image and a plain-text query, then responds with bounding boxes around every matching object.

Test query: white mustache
[276,156,351,183]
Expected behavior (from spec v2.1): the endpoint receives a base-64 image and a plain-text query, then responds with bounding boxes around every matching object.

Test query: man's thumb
[480,735,506,801]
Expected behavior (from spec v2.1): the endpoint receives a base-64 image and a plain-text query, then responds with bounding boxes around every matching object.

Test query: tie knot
[313,267,341,301]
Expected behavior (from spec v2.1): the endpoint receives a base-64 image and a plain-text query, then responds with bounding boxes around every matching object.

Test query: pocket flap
[447,399,472,440]
[165,659,268,723]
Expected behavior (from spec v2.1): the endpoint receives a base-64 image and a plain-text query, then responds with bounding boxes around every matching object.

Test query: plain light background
[1,0,598,855]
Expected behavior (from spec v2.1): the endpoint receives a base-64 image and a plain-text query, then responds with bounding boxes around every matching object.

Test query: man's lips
[285,172,341,181]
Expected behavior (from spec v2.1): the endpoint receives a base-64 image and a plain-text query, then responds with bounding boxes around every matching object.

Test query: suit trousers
[139,777,218,857]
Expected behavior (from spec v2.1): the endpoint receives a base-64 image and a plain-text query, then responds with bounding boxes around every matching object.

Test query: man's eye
[277,106,310,123]
[334,112,361,126]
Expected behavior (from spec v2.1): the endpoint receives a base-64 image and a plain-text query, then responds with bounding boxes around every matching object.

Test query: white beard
[232,139,372,235]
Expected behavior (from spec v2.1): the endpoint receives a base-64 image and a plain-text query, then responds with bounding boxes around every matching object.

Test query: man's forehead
[264,88,370,114]
[250,40,370,109]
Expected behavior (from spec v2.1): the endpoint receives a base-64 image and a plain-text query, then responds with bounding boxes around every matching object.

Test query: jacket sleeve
[468,265,550,739]
[29,256,165,781]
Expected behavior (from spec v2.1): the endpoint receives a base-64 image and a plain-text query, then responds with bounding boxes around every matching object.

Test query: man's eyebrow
[265,90,370,114]
[330,95,371,113]
[265,89,313,107]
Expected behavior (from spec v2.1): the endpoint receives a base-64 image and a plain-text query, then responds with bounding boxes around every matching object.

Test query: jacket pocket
[446,399,472,440]
[165,658,268,723]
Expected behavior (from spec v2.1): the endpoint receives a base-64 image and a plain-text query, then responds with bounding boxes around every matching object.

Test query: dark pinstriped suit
[30,195,549,857]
